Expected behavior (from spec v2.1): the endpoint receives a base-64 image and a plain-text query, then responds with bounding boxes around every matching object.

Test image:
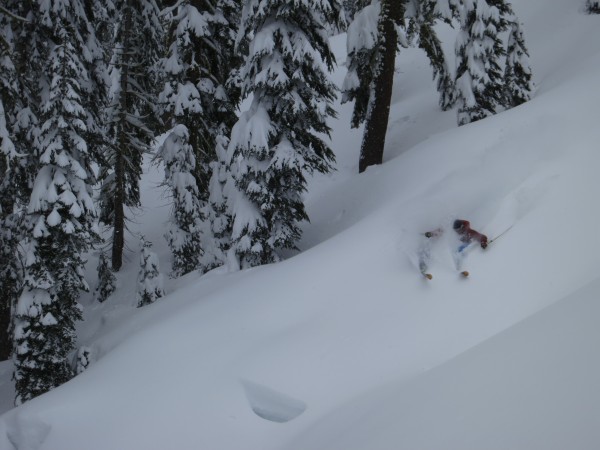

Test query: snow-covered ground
[2,0,600,449]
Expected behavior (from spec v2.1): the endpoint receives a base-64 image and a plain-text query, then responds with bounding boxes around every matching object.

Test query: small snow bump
[241,379,307,423]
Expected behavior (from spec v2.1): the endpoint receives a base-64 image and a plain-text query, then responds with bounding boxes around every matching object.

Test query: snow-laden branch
[0,5,29,23]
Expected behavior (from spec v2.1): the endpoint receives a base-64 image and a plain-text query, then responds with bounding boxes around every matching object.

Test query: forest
[3,0,590,408]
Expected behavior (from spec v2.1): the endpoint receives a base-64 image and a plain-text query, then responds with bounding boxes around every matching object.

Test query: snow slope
[1,1,600,449]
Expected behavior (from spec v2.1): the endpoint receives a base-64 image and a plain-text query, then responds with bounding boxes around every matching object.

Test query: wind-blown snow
[1,1,600,449]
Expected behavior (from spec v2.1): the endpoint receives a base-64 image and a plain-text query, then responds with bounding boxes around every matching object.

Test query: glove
[480,237,488,249]
[424,228,442,239]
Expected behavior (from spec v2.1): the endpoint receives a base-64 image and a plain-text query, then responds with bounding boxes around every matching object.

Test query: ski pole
[488,224,514,245]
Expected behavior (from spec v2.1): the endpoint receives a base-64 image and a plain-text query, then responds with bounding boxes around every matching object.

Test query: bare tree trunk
[0,147,15,360]
[112,151,125,270]
[0,286,13,360]
[111,2,132,271]
[358,0,402,173]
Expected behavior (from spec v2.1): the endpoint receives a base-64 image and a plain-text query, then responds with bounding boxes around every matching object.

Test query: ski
[420,271,466,279]
[419,271,466,279]
[419,260,433,280]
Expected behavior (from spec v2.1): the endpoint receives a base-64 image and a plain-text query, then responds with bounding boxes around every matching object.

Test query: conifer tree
[202,0,242,271]
[207,129,234,267]
[156,125,203,276]
[136,236,165,307]
[454,0,511,126]
[342,0,380,129]
[228,0,342,268]
[79,1,114,146]
[13,0,102,404]
[1,2,57,364]
[0,6,23,360]
[94,251,116,302]
[159,0,240,275]
[504,19,534,107]
[100,0,163,271]
[3,2,66,366]
[408,0,459,110]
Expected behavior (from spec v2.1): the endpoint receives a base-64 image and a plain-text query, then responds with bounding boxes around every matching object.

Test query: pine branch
[0,5,29,23]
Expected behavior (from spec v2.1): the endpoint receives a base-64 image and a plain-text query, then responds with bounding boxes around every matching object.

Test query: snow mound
[4,413,51,450]
[241,380,307,423]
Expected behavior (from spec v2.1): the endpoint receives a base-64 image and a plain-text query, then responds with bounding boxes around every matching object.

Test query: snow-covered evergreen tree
[136,236,165,307]
[6,2,45,198]
[228,0,342,267]
[155,125,203,277]
[0,5,23,360]
[159,0,240,275]
[200,0,242,272]
[207,129,234,267]
[99,0,164,271]
[94,251,116,302]
[454,0,512,126]
[341,0,379,128]
[407,0,459,110]
[13,0,102,404]
[86,1,116,168]
[587,0,600,14]
[504,19,534,107]
[0,10,18,159]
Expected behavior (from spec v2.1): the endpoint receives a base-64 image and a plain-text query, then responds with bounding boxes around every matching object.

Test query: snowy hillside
[2,0,600,449]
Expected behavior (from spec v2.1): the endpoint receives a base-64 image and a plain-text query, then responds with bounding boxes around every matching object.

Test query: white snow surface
[2,1,600,449]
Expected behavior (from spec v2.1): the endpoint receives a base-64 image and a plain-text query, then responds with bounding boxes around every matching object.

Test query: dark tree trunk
[0,288,13,360]
[358,0,402,173]
[112,156,125,271]
[0,163,15,360]
[111,3,132,271]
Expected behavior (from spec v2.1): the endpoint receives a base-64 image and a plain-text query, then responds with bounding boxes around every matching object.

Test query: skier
[453,219,488,249]
[419,219,488,279]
